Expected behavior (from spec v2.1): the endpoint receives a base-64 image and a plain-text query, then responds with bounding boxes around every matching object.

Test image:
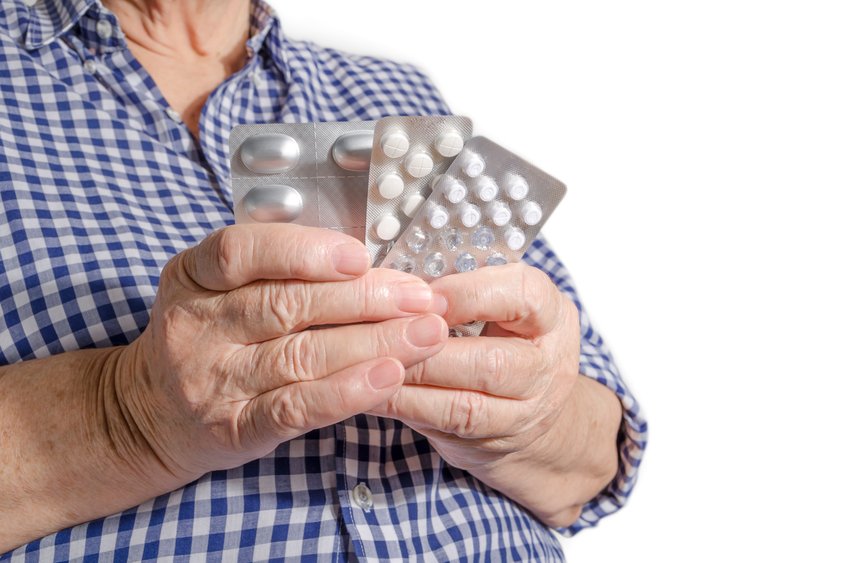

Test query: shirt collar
[22,0,278,53]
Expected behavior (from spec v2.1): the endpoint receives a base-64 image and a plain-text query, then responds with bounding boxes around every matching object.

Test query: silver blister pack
[379,136,567,336]
[230,121,376,241]
[365,115,474,263]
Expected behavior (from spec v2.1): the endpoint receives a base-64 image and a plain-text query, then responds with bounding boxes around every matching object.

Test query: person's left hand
[370,263,601,526]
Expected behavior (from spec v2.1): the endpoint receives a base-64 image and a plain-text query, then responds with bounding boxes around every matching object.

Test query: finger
[217,268,435,343]
[404,336,545,400]
[173,223,370,292]
[239,357,405,447]
[373,385,531,440]
[428,263,565,337]
[233,313,448,395]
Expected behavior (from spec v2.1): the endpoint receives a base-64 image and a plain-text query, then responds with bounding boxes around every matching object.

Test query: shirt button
[352,482,374,513]
[165,107,182,122]
[23,0,37,6]
[83,60,98,74]
[96,20,113,40]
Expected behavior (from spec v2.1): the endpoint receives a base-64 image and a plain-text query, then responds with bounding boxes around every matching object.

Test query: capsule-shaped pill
[242,184,304,223]
[331,130,374,171]
[240,134,300,174]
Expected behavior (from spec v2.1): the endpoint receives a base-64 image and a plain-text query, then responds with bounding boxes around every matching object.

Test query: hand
[113,224,449,483]
[370,263,620,526]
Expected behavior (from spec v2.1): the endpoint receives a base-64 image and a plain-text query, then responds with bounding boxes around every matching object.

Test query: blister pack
[365,115,474,263]
[379,136,567,336]
[230,121,376,241]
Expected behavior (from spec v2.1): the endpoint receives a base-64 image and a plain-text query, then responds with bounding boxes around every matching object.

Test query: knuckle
[445,391,486,437]
[280,331,324,381]
[405,360,427,386]
[272,387,310,433]
[213,228,249,286]
[476,343,516,395]
[270,282,308,332]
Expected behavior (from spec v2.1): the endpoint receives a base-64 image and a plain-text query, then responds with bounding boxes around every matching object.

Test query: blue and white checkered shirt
[0,0,647,559]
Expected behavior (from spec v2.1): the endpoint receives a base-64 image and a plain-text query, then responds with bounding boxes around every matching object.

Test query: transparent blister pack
[379,136,567,337]
[365,115,473,264]
[230,121,376,241]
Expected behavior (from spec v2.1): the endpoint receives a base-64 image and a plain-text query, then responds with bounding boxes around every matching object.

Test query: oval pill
[427,204,450,229]
[488,201,512,226]
[378,172,405,199]
[405,151,434,178]
[505,227,526,251]
[435,129,464,157]
[473,176,499,202]
[505,174,529,200]
[331,130,373,171]
[243,184,303,223]
[521,201,543,225]
[381,129,410,158]
[375,214,402,241]
[460,202,481,228]
[459,150,485,178]
[240,134,300,174]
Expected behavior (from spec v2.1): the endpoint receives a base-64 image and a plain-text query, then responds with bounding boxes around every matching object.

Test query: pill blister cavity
[376,214,401,241]
[448,328,464,338]
[440,176,467,204]
[435,129,464,158]
[473,176,498,202]
[405,151,434,178]
[392,255,416,274]
[459,202,481,228]
[505,174,529,200]
[471,225,495,250]
[381,129,410,158]
[486,252,508,267]
[504,227,526,251]
[378,172,405,199]
[521,201,543,225]
[459,150,485,178]
[455,252,478,273]
[402,193,425,217]
[441,227,463,251]
[331,130,373,171]
[423,252,447,277]
[243,184,303,222]
[406,227,432,254]
[240,134,300,174]
[427,204,450,229]
[488,202,512,227]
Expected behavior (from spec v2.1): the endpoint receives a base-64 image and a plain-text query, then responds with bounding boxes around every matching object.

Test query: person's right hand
[111,223,448,483]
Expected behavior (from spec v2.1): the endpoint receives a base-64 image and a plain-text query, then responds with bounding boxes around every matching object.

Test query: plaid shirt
[0,0,647,559]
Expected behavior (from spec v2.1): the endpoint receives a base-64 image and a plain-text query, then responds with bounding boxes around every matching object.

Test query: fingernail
[406,315,446,348]
[395,282,432,313]
[429,293,448,316]
[332,243,369,275]
[367,359,402,390]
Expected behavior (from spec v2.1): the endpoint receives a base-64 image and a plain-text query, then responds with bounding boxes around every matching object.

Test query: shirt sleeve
[522,236,648,536]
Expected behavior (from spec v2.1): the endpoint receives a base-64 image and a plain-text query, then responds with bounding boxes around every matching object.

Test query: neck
[103,0,251,64]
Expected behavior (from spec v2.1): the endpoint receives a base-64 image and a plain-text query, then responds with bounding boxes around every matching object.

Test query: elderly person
[0,0,646,559]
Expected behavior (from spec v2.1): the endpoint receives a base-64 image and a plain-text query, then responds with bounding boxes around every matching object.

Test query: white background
[269,1,851,561]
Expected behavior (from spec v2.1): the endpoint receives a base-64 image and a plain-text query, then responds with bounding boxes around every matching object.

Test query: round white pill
[459,202,481,228]
[402,193,425,217]
[375,214,401,241]
[427,204,450,229]
[459,151,485,178]
[441,177,467,204]
[377,172,404,199]
[488,202,512,227]
[473,177,498,202]
[381,130,410,158]
[505,227,526,251]
[435,130,464,157]
[521,201,543,225]
[505,174,529,200]
[405,151,434,178]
